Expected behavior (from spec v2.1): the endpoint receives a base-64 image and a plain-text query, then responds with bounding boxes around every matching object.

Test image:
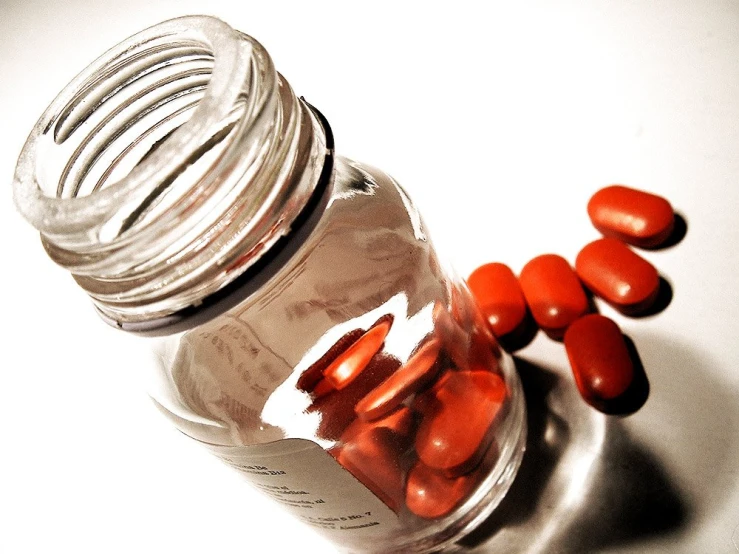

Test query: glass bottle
[12,16,525,554]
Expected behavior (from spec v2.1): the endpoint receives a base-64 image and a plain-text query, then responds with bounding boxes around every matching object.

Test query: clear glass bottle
[13,16,525,553]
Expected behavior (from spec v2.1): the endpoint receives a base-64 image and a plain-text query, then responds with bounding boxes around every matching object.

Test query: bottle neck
[13,16,329,326]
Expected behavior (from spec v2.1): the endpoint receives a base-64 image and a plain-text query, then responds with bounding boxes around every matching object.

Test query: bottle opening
[52,41,216,199]
[16,17,252,236]
[13,16,328,325]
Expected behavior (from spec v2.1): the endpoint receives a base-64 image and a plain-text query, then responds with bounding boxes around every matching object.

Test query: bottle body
[146,157,525,552]
[13,16,525,553]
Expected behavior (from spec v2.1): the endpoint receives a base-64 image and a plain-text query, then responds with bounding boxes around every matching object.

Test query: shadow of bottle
[456,350,695,552]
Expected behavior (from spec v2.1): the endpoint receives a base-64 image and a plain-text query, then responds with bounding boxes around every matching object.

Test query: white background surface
[2,1,739,553]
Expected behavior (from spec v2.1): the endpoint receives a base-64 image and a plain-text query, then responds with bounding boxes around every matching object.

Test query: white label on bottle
[205,438,400,550]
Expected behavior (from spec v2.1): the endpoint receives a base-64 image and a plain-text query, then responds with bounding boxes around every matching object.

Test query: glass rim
[13,15,252,237]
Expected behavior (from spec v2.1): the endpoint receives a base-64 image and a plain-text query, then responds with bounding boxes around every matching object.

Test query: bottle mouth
[13,16,328,325]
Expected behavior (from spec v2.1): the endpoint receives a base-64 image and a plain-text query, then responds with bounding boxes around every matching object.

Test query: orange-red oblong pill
[323,318,392,390]
[415,370,505,476]
[588,185,675,248]
[308,354,401,441]
[519,254,589,339]
[355,338,441,421]
[576,238,660,314]
[297,328,365,393]
[564,314,634,407]
[405,460,477,519]
[342,405,417,443]
[467,263,527,339]
[333,427,406,512]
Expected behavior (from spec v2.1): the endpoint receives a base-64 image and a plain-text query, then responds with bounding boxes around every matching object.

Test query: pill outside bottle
[13,16,525,553]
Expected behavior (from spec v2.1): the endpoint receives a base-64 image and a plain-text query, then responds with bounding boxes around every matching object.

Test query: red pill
[576,238,660,314]
[309,354,401,440]
[519,254,589,339]
[323,318,392,390]
[564,314,634,407]
[588,185,675,248]
[415,370,505,476]
[310,378,334,399]
[405,460,477,519]
[333,426,406,512]
[412,370,451,416]
[467,263,527,338]
[342,405,417,442]
[356,338,442,421]
[297,328,365,393]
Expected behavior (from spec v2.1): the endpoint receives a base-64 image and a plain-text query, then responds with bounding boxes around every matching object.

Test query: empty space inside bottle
[35,37,251,236]
[13,17,262,251]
